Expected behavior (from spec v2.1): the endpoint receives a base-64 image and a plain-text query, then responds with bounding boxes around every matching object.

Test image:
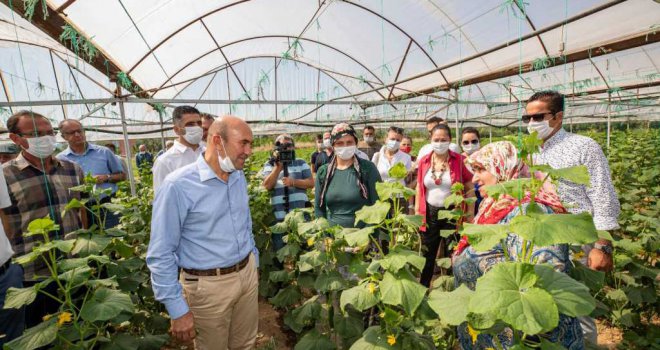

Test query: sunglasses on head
[462,140,479,145]
[521,112,555,123]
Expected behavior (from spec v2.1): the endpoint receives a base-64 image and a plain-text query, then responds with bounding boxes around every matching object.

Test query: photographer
[261,134,314,250]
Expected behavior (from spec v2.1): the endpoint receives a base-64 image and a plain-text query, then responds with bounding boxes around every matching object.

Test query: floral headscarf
[465,141,565,225]
[454,141,566,256]
[330,122,358,145]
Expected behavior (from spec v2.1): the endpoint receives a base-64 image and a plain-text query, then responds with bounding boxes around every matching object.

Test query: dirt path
[256,297,294,349]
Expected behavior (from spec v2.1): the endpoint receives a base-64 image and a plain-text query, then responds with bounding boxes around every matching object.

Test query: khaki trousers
[181,254,259,350]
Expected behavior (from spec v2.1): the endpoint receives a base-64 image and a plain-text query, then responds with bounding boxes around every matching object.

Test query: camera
[269,141,296,165]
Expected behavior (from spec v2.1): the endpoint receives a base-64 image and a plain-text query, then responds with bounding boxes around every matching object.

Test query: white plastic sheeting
[0,0,658,139]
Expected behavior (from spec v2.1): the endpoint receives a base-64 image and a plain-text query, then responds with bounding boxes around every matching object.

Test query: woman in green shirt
[315,123,381,228]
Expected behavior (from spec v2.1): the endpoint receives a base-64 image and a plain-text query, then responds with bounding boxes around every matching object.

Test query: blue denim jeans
[0,263,25,345]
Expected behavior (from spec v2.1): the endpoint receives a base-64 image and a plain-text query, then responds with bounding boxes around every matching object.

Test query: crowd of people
[0,90,620,349]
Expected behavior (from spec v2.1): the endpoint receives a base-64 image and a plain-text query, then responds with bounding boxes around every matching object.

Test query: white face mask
[182,126,203,145]
[386,139,400,152]
[323,139,332,148]
[364,136,374,144]
[217,137,236,173]
[24,135,57,159]
[527,120,554,140]
[462,142,480,155]
[432,141,450,155]
[335,146,357,160]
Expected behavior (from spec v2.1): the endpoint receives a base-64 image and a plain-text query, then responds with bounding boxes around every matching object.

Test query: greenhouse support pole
[118,98,137,196]
[606,92,611,150]
[158,110,166,151]
[487,105,492,142]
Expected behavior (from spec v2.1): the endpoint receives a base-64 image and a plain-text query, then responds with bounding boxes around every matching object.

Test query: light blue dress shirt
[146,155,258,319]
[57,143,123,194]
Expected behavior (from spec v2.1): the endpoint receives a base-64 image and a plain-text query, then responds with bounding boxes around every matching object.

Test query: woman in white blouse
[371,126,412,185]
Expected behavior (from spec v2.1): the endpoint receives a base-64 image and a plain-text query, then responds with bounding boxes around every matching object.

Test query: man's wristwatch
[594,242,613,255]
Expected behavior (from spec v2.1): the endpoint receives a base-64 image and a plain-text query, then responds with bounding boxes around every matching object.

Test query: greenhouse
[0,0,658,349]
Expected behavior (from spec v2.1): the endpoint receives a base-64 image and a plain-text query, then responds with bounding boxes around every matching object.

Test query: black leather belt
[0,260,11,276]
[183,254,250,276]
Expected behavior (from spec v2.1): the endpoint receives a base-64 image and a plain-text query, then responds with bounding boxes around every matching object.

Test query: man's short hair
[172,105,200,124]
[527,90,565,114]
[105,143,117,152]
[58,119,83,131]
[275,133,294,146]
[363,125,375,132]
[388,126,404,135]
[201,113,216,122]
[426,116,444,125]
[461,127,480,139]
[315,134,323,141]
[6,110,50,134]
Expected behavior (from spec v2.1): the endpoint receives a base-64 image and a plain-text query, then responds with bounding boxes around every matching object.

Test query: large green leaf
[269,285,302,308]
[568,261,605,293]
[344,226,375,248]
[294,329,336,350]
[379,247,425,273]
[355,201,390,226]
[469,262,559,335]
[71,236,112,256]
[483,179,533,200]
[25,217,59,237]
[509,212,598,246]
[80,288,134,322]
[284,297,322,333]
[400,214,423,228]
[298,250,325,272]
[276,242,301,262]
[534,264,595,317]
[4,286,37,309]
[14,239,76,265]
[532,165,590,186]
[314,270,346,293]
[334,313,364,340]
[388,162,408,180]
[269,270,294,283]
[298,218,330,235]
[58,254,110,271]
[462,223,510,251]
[376,181,410,201]
[380,270,427,316]
[58,266,93,285]
[340,282,379,312]
[4,319,58,350]
[427,284,474,326]
[350,326,401,350]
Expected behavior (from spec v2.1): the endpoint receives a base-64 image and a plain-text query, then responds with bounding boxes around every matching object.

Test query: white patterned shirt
[537,129,620,231]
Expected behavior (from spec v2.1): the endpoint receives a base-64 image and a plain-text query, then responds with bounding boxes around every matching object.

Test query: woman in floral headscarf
[452,141,584,350]
[315,123,382,228]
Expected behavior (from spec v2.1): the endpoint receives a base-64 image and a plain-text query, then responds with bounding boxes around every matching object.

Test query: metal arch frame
[151,35,390,96]
[124,0,442,84]
[166,54,360,105]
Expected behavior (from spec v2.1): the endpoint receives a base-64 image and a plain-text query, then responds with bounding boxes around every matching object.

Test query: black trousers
[420,203,457,287]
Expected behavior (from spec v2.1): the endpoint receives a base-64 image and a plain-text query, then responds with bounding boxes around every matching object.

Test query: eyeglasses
[462,139,479,145]
[521,112,555,123]
[19,131,58,138]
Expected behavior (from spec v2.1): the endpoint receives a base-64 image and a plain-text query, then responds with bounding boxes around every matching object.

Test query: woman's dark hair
[430,124,452,140]
[527,90,564,114]
[461,127,480,140]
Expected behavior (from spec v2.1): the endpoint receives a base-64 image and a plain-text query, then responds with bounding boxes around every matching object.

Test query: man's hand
[588,248,613,272]
[93,174,108,184]
[282,177,295,187]
[170,311,195,343]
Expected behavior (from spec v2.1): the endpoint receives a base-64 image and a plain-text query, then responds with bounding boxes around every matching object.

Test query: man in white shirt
[0,169,24,345]
[525,90,619,345]
[152,106,205,191]
[199,113,217,149]
[417,116,460,159]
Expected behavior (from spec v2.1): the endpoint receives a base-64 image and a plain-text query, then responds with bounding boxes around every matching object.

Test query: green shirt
[315,158,381,228]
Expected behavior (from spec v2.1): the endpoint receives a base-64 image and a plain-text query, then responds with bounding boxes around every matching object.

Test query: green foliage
[59,24,99,63]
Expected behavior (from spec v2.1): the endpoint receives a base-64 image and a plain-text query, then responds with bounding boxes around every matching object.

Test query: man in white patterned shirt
[525,90,620,344]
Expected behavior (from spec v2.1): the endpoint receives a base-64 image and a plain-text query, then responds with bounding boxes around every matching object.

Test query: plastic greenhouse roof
[0,0,659,140]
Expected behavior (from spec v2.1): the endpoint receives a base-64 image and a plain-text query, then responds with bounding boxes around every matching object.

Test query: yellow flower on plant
[42,314,53,321]
[574,251,585,259]
[379,312,385,318]
[307,237,315,247]
[368,283,376,294]
[57,312,73,326]
[467,324,479,344]
[324,238,333,246]
[387,334,396,346]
